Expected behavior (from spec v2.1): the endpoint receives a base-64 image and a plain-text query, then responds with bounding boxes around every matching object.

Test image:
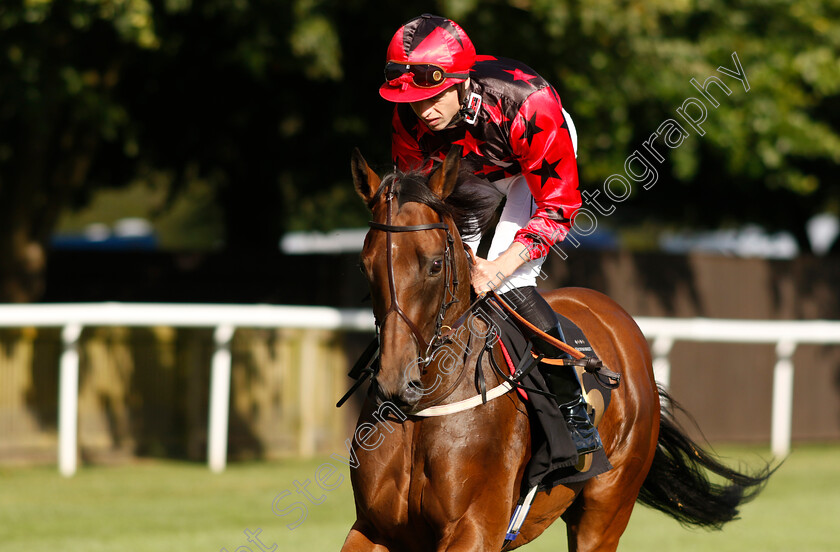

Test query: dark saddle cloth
[486,307,614,492]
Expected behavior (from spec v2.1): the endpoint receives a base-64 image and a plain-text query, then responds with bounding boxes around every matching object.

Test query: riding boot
[540,352,603,455]
[499,287,603,456]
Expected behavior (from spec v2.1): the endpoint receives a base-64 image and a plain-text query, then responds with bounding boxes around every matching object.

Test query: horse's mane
[373,168,503,241]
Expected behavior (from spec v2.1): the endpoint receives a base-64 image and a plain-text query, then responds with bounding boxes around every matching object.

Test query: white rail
[1,303,838,475]
[634,317,840,458]
[0,303,374,477]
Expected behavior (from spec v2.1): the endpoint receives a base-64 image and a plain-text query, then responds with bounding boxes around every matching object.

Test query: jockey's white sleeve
[562,107,578,158]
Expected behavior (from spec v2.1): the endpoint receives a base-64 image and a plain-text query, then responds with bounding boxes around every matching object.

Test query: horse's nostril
[401,382,424,405]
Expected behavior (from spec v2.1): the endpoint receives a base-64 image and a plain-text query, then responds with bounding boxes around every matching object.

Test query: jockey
[379,14,602,455]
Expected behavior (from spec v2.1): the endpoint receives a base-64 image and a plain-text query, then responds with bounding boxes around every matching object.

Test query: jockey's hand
[470,242,531,295]
[470,257,502,295]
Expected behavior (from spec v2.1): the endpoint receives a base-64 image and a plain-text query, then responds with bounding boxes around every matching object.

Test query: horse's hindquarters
[510,288,660,551]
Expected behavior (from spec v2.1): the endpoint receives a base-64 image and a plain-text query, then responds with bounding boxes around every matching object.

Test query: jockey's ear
[429,146,461,200]
[351,148,380,205]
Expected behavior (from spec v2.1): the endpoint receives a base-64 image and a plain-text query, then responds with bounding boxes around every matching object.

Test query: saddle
[485,303,617,490]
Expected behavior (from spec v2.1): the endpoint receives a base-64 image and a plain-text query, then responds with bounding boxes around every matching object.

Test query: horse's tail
[636,387,775,529]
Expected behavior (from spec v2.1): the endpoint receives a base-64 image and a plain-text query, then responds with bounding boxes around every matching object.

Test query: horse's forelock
[372,167,502,240]
[371,170,451,218]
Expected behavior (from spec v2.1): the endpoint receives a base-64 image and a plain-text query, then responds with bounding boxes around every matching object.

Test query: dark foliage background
[1,0,838,301]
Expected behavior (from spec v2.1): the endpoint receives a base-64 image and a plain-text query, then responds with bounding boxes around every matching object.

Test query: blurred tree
[1,0,838,302]
[0,0,157,301]
[448,0,840,252]
[116,0,405,248]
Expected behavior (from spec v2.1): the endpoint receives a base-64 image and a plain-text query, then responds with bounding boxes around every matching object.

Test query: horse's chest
[363,417,521,525]
[350,399,529,550]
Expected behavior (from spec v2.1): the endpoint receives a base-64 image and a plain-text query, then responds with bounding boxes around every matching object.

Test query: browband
[368,221,449,233]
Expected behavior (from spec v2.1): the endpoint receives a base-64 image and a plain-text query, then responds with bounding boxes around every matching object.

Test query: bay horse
[342,148,771,551]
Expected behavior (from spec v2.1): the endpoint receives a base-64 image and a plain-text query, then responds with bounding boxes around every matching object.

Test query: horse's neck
[420,303,505,410]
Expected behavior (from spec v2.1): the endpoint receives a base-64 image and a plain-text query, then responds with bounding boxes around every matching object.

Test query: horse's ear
[428,146,461,200]
[351,148,380,205]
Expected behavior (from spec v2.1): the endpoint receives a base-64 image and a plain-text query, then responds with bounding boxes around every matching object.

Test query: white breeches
[463,175,546,293]
[463,108,577,293]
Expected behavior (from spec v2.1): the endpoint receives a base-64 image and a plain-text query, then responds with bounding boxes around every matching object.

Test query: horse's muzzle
[399,381,424,407]
[376,379,424,412]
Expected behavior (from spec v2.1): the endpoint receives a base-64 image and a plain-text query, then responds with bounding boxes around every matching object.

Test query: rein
[351,179,618,417]
[489,291,585,359]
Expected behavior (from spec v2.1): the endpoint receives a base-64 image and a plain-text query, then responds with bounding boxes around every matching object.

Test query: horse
[340,148,771,551]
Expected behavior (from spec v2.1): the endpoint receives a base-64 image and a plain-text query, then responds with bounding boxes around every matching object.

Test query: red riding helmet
[379,14,476,103]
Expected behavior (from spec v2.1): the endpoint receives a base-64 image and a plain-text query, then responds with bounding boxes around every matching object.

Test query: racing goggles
[384,62,469,88]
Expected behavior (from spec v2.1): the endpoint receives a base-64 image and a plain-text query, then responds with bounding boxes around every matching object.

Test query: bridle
[367,180,461,364]
[356,177,563,417]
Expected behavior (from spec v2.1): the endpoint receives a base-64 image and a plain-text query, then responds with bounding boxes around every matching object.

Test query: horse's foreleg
[340,522,390,552]
[436,518,505,552]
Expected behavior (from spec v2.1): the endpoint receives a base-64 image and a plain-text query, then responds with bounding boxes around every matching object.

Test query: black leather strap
[368,221,448,232]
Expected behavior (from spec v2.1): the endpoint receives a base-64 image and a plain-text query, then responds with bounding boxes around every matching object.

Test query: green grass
[0,445,837,551]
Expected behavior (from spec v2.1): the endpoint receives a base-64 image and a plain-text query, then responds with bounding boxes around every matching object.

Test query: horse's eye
[430,259,444,275]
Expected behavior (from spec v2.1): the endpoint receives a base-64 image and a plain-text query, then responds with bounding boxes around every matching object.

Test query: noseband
[367,181,460,363]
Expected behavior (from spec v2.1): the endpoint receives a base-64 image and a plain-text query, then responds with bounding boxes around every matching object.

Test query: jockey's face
[409,83,463,132]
